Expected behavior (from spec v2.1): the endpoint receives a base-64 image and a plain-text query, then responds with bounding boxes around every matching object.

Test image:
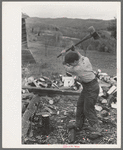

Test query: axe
[57,26,100,58]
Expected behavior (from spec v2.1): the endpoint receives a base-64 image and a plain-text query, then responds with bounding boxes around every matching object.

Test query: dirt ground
[22,94,117,144]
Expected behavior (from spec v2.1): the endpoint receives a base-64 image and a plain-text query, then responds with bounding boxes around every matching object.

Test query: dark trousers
[76,78,99,128]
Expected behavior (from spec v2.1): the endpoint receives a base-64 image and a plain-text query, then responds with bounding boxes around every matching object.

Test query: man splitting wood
[61,47,102,138]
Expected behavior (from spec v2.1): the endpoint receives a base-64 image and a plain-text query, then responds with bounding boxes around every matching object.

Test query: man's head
[63,51,80,66]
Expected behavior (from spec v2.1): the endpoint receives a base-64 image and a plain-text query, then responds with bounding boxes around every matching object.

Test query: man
[61,49,102,137]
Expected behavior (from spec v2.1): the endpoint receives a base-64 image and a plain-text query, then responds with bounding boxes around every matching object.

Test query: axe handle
[57,34,92,58]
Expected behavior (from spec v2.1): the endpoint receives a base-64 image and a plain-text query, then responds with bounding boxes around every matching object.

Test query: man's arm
[63,63,74,73]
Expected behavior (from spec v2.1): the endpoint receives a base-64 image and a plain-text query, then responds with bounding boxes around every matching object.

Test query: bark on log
[22,95,40,140]
[22,102,29,114]
[22,86,80,96]
[22,93,34,100]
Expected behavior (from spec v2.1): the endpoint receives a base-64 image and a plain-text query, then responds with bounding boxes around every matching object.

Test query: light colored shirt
[64,52,95,83]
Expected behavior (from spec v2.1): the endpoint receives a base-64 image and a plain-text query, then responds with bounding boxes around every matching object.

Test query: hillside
[26,17,111,31]
[24,17,116,54]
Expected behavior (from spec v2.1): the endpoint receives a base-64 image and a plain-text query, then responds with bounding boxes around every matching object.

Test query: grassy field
[23,41,116,79]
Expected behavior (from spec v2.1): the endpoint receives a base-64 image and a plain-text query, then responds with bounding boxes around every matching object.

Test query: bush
[99,45,105,52]
[107,19,117,39]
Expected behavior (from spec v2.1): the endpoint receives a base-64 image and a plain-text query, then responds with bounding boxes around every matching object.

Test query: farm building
[22,13,36,64]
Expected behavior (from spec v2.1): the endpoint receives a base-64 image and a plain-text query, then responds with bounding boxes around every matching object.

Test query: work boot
[87,121,103,140]
[67,120,84,132]
[67,121,80,131]
[67,121,76,129]
[75,116,85,131]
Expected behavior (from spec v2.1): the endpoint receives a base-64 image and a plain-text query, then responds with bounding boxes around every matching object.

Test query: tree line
[26,18,117,55]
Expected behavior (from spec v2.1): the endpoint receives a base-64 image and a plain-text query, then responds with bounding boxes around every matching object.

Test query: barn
[22,13,36,64]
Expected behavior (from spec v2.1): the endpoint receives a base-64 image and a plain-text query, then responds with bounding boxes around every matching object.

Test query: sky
[21,2,120,20]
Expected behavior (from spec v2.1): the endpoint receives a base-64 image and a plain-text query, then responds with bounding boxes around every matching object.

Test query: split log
[22,95,40,140]
[22,99,30,104]
[22,93,34,100]
[100,110,108,117]
[22,86,80,96]
[97,115,116,127]
[22,102,29,114]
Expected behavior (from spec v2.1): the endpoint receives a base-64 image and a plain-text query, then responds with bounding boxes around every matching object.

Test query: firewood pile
[22,70,117,144]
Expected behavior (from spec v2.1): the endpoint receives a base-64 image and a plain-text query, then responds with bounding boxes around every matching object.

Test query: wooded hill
[25,17,116,54]
[26,17,112,30]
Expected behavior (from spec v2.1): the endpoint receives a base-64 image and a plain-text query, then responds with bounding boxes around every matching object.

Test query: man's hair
[64,51,80,64]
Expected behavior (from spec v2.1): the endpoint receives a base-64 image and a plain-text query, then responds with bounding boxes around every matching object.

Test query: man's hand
[73,76,79,80]
[71,45,75,51]
[73,76,81,82]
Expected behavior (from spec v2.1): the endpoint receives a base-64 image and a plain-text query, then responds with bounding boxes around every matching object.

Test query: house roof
[22,13,29,19]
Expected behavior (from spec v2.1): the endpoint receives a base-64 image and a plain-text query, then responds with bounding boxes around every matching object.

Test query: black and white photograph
[2,1,121,148]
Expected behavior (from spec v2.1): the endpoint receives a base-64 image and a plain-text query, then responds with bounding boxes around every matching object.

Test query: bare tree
[32,27,34,33]
[44,35,49,56]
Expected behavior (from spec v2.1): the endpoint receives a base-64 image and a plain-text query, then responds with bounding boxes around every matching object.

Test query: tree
[44,35,50,56]
[107,18,117,39]
[32,27,34,33]
[107,18,117,54]
[53,31,62,46]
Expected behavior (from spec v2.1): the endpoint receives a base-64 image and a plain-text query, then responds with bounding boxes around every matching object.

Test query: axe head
[88,26,100,40]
